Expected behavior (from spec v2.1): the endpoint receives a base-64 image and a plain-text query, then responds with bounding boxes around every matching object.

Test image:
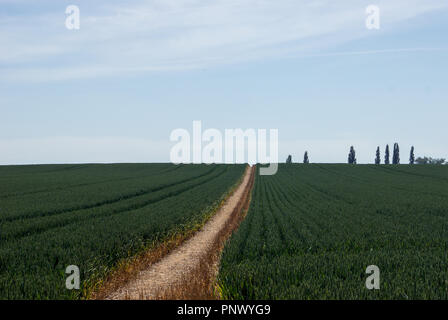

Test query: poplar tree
[409,146,415,164]
[348,146,356,164]
[375,147,381,165]
[303,151,309,164]
[385,145,390,164]
[393,143,400,164]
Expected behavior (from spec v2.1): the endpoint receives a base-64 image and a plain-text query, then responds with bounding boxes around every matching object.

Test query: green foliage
[348,146,356,164]
[218,164,448,299]
[410,146,415,165]
[0,163,245,299]
[393,143,400,164]
[385,145,390,164]
[303,152,309,164]
[415,157,446,165]
[375,147,381,165]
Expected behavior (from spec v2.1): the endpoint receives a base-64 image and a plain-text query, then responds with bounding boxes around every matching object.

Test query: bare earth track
[105,165,255,300]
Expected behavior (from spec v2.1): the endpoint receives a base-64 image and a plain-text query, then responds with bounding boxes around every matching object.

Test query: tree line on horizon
[286,144,446,165]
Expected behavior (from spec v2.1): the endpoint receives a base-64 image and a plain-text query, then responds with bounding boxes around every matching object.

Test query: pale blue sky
[0,0,447,164]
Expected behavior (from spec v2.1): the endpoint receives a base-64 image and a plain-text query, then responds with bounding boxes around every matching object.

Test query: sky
[0,0,447,165]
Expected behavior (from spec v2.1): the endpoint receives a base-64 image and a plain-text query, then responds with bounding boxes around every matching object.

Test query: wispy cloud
[300,47,448,58]
[1,0,447,82]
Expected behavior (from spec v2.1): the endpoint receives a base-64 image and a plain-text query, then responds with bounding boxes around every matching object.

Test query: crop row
[218,164,448,299]
[0,163,246,299]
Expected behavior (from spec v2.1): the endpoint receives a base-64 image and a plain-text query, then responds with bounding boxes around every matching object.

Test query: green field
[2,163,447,300]
[0,163,245,299]
[218,164,448,299]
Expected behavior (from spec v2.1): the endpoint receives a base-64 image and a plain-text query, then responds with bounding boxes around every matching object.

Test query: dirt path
[106,165,255,300]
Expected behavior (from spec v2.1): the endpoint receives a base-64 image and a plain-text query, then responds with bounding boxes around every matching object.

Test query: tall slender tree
[409,146,415,164]
[348,146,356,164]
[375,146,381,165]
[385,144,390,164]
[303,151,309,164]
[286,155,292,164]
[393,143,400,164]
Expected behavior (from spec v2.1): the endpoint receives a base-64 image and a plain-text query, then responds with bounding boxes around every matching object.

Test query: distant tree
[303,151,309,164]
[409,146,415,165]
[384,145,390,164]
[348,146,356,164]
[375,146,381,165]
[286,155,292,164]
[415,157,428,164]
[392,143,400,164]
[415,157,446,165]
